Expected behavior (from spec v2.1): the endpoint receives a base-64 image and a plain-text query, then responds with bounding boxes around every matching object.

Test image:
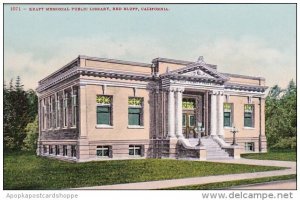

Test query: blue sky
[4,4,296,89]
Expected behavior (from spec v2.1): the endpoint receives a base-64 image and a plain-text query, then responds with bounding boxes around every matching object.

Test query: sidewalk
[230,180,296,190]
[75,159,296,190]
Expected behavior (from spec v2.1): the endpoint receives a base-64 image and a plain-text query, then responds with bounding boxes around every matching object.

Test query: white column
[210,91,217,136]
[175,88,184,138]
[168,88,176,138]
[217,93,224,137]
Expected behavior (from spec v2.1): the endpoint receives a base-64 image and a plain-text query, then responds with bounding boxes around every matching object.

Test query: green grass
[4,151,285,190]
[165,174,296,190]
[241,151,296,161]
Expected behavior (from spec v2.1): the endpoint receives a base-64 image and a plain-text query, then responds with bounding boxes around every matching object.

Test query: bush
[271,137,296,151]
[22,116,38,151]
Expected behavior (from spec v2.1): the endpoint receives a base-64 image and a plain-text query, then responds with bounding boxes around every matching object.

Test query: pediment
[170,63,228,81]
[179,68,215,79]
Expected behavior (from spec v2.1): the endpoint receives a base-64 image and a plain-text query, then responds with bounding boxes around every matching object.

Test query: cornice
[38,58,79,85]
[79,55,153,68]
[222,72,265,81]
[37,67,154,93]
[224,82,268,92]
[152,57,217,69]
[161,73,225,84]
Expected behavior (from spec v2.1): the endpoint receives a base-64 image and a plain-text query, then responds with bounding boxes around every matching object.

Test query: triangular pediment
[169,62,228,81]
[179,68,215,79]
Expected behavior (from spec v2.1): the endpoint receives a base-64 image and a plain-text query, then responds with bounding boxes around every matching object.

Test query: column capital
[209,90,218,95]
[209,90,224,95]
[175,87,185,93]
[167,87,176,92]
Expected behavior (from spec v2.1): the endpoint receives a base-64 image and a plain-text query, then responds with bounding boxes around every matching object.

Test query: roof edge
[152,57,217,69]
[222,72,265,81]
[79,55,152,68]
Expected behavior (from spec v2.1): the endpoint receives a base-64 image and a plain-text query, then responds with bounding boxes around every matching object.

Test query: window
[43,145,47,154]
[245,142,255,152]
[63,92,68,127]
[71,145,76,158]
[63,145,68,156]
[49,96,53,128]
[42,99,46,130]
[49,145,53,155]
[189,115,195,127]
[244,104,254,127]
[182,114,186,127]
[71,88,77,127]
[128,97,143,126]
[96,146,110,157]
[129,145,142,156]
[55,145,60,156]
[56,94,60,128]
[224,103,233,127]
[96,95,112,125]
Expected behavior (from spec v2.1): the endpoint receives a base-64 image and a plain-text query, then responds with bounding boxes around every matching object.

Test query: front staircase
[188,137,232,160]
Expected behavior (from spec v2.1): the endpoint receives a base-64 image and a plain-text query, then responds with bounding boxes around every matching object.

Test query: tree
[4,77,38,151]
[23,116,39,151]
[265,80,297,151]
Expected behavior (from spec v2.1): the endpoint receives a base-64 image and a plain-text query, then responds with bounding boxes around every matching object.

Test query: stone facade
[36,55,267,162]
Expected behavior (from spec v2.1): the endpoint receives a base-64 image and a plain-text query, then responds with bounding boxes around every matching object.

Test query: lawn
[241,151,296,161]
[165,174,296,190]
[4,151,284,190]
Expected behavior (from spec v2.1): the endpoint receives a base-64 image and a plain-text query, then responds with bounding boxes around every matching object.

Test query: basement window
[129,145,142,156]
[245,142,255,152]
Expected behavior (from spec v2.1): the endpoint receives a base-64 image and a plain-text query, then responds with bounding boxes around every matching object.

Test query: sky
[4,4,296,90]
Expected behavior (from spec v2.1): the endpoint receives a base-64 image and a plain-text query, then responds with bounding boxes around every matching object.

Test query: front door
[182,112,197,138]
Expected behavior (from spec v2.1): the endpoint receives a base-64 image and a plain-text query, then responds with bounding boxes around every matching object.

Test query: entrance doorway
[182,112,197,138]
[182,98,198,138]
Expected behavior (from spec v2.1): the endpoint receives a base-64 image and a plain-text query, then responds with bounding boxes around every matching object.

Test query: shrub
[271,137,296,151]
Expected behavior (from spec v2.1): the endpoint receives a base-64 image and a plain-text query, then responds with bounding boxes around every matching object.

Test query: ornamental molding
[224,82,268,93]
[209,90,224,95]
[162,61,229,81]
[80,79,149,89]
[169,79,223,87]
[224,89,266,97]
[37,67,153,93]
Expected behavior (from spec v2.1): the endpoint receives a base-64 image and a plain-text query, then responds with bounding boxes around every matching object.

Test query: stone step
[207,156,231,159]
[187,137,232,160]
[206,152,228,156]
[207,157,233,160]
[207,153,229,157]
[200,138,232,160]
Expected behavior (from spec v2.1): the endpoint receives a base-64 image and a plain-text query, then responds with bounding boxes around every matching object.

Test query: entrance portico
[167,87,225,139]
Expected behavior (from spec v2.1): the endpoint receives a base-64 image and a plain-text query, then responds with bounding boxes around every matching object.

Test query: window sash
[97,106,111,125]
[43,146,47,153]
[96,146,109,157]
[224,112,232,127]
[71,145,76,157]
[129,145,141,156]
[49,146,52,154]
[182,114,186,127]
[71,94,77,127]
[244,112,253,127]
[55,145,60,155]
[56,100,60,128]
[245,143,254,151]
[63,145,67,156]
[189,115,195,127]
[128,107,141,126]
